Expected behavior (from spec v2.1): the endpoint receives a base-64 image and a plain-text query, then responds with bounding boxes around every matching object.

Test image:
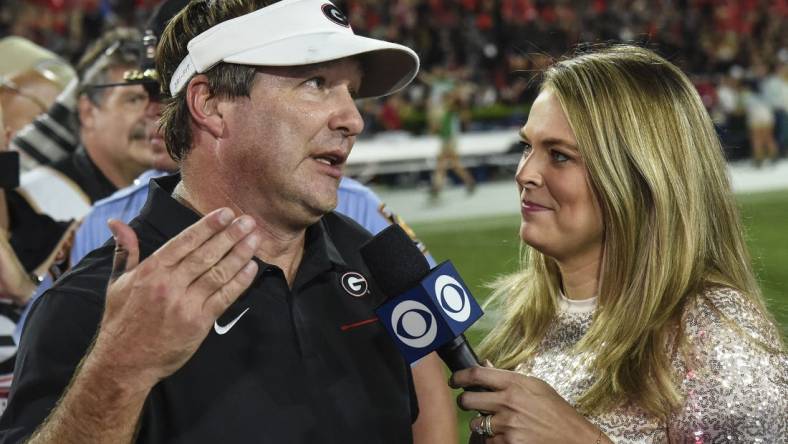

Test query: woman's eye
[551,150,570,162]
[519,141,532,154]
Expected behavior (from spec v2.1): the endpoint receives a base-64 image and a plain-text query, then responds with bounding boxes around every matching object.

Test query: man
[17,28,158,221]
[1,1,454,443]
[0,99,75,416]
[9,28,165,347]
[0,70,62,141]
[0,36,77,172]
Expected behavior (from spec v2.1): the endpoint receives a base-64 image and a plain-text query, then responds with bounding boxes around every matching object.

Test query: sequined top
[514,287,787,443]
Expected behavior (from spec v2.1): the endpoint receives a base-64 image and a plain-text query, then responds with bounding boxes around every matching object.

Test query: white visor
[169,0,420,99]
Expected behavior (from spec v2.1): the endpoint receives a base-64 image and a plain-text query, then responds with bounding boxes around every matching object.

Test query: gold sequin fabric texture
[514,287,787,443]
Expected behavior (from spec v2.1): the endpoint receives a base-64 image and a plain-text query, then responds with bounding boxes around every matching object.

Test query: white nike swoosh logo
[214,308,250,335]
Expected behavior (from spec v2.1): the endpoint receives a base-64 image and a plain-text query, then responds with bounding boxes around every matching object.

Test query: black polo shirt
[0,175,417,444]
[51,146,117,204]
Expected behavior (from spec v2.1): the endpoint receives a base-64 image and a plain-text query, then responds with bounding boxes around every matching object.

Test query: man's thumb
[108,219,140,283]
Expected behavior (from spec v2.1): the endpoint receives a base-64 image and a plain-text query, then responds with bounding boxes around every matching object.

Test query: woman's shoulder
[681,285,783,351]
[668,286,787,441]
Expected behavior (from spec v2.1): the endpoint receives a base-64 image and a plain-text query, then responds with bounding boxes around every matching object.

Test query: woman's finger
[451,366,513,392]
[457,388,506,413]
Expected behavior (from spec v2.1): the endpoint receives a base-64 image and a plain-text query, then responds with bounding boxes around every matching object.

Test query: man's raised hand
[91,208,260,392]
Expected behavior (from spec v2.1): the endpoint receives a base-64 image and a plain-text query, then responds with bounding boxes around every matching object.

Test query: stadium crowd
[2,0,787,160]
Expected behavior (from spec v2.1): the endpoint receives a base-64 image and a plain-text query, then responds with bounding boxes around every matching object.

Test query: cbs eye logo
[434,275,471,322]
[390,301,437,349]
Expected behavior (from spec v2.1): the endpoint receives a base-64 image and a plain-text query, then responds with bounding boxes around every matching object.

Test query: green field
[411,189,788,443]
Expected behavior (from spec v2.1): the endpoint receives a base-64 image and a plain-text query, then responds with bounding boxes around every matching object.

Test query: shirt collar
[139,173,201,241]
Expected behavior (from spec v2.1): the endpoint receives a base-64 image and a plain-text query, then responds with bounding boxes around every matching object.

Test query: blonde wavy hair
[478,45,776,419]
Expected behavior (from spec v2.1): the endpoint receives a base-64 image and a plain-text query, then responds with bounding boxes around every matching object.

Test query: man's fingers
[187,230,260,298]
[108,219,140,283]
[175,215,257,285]
[203,260,258,318]
[155,208,235,268]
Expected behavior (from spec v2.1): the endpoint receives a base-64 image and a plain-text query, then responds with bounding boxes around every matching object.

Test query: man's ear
[186,75,224,138]
[77,95,97,130]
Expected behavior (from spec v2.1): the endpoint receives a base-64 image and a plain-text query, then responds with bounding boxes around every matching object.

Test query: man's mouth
[313,150,347,167]
[314,155,340,166]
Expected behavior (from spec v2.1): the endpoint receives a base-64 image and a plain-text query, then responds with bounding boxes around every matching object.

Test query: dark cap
[122,0,190,91]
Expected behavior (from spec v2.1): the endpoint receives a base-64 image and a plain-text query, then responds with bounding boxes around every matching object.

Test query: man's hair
[157,0,277,161]
[478,45,777,419]
[76,27,142,105]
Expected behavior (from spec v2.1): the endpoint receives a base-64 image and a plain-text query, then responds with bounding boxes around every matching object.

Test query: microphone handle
[437,334,488,392]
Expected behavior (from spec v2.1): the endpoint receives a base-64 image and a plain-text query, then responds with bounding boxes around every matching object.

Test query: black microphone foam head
[360,224,431,299]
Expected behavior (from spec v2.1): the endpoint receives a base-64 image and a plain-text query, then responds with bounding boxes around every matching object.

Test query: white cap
[169,0,419,98]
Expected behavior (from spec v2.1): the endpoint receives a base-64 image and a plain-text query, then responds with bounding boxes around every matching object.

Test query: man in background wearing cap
[5,28,165,354]
[0,1,454,443]
[0,36,78,172]
[17,27,159,222]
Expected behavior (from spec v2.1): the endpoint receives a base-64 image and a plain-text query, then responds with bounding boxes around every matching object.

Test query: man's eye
[305,77,326,89]
[128,94,147,104]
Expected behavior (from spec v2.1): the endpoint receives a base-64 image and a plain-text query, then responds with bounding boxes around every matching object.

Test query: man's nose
[328,88,364,137]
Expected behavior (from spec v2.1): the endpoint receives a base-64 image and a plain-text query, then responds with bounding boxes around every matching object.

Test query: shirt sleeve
[0,286,103,444]
[336,181,436,266]
[668,287,787,441]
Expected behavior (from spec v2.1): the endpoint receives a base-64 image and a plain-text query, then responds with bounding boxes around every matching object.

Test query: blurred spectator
[0,99,76,416]
[742,80,779,166]
[430,89,476,198]
[0,36,77,169]
[714,70,750,159]
[0,71,61,140]
[18,27,157,222]
[0,36,75,87]
[762,62,788,153]
[379,95,404,131]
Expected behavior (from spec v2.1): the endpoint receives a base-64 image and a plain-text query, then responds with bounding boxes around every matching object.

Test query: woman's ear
[186,75,224,138]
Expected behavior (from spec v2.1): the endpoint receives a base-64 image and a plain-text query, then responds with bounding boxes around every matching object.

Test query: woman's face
[515,90,604,264]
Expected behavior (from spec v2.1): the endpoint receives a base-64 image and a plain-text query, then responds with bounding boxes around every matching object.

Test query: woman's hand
[451,365,607,443]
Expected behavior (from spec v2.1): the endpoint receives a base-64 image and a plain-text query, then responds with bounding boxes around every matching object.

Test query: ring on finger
[481,414,495,437]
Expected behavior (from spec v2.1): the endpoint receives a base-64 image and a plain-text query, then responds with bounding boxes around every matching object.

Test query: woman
[452,45,787,443]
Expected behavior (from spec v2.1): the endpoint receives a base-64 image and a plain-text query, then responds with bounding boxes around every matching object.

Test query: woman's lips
[521,201,551,212]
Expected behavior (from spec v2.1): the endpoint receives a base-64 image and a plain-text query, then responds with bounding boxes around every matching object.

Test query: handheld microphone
[360,225,484,377]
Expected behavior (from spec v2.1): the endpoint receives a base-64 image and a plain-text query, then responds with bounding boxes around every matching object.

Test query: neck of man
[556,246,602,301]
[82,142,139,189]
[174,167,307,288]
